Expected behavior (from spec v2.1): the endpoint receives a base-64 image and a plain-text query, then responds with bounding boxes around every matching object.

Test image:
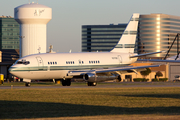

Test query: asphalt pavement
[1,82,180,89]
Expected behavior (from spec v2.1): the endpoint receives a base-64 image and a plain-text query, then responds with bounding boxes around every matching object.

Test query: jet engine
[83,73,119,82]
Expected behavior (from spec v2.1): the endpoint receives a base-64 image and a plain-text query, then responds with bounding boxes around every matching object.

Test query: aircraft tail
[110,13,139,53]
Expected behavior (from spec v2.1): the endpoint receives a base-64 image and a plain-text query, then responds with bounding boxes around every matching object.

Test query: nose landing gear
[87,82,97,86]
[25,82,30,87]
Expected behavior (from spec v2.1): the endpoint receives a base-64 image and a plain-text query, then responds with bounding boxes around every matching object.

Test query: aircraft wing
[67,64,162,76]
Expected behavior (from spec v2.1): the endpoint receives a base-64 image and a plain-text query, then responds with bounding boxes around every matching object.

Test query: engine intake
[83,73,96,81]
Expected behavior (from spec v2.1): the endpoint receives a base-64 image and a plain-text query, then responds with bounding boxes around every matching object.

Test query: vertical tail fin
[110,13,139,53]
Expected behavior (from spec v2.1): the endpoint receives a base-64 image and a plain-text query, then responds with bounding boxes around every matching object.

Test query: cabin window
[66,61,74,64]
[48,61,57,65]
[79,61,84,64]
[89,60,100,64]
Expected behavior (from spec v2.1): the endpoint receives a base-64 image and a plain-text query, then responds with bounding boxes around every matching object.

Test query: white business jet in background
[9,13,164,86]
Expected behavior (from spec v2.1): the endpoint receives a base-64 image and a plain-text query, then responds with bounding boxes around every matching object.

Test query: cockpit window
[16,61,30,65]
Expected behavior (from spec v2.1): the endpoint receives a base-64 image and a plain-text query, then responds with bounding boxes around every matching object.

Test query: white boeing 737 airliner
[9,13,164,86]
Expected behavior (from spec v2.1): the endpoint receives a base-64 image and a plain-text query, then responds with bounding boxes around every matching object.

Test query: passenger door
[36,56,44,70]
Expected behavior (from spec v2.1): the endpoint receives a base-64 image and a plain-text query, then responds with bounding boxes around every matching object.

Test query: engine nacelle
[83,73,119,82]
[83,73,96,82]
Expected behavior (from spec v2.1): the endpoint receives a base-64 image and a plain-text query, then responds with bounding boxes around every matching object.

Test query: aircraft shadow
[102,93,180,99]
[0,100,180,119]
[121,94,180,99]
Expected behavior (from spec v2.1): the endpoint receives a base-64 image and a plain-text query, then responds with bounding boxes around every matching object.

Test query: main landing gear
[61,79,71,86]
[60,79,97,86]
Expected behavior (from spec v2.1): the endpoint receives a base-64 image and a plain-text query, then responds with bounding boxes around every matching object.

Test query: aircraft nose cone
[8,66,20,78]
[8,66,14,73]
[8,64,18,74]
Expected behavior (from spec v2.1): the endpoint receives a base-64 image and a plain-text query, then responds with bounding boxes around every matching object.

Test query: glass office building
[82,24,127,52]
[82,14,180,58]
[0,16,20,50]
[139,14,180,58]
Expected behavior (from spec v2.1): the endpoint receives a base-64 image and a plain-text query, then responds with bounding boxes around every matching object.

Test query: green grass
[0,87,180,119]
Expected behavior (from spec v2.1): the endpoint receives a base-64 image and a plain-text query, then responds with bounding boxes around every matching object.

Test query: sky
[0,0,180,53]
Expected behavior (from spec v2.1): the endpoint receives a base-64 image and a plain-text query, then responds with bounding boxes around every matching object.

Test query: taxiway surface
[1,82,180,89]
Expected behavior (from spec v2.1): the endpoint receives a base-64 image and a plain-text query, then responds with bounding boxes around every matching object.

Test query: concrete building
[82,24,127,52]
[119,62,167,82]
[121,61,180,82]
[14,2,52,57]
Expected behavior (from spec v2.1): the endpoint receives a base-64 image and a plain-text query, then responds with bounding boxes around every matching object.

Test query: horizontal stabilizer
[130,51,167,58]
[138,59,180,63]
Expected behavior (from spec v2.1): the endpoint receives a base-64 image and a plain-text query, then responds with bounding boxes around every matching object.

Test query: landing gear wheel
[87,82,97,86]
[25,83,30,87]
[66,79,71,86]
[61,79,71,86]
[92,82,97,86]
[61,80,67,86]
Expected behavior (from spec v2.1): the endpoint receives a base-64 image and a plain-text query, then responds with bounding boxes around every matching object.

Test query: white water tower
[14,2,52,57]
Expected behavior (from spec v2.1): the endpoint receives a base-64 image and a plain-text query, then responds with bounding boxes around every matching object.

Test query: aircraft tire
[25,83,30,87]
[92,82,97,86]
[61,80,67,86]
[87,82,97,86]
[66,79,71,86]
[87,82,91,86]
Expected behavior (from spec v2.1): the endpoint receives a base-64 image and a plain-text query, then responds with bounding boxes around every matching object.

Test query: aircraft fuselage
[9,52,137,80]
